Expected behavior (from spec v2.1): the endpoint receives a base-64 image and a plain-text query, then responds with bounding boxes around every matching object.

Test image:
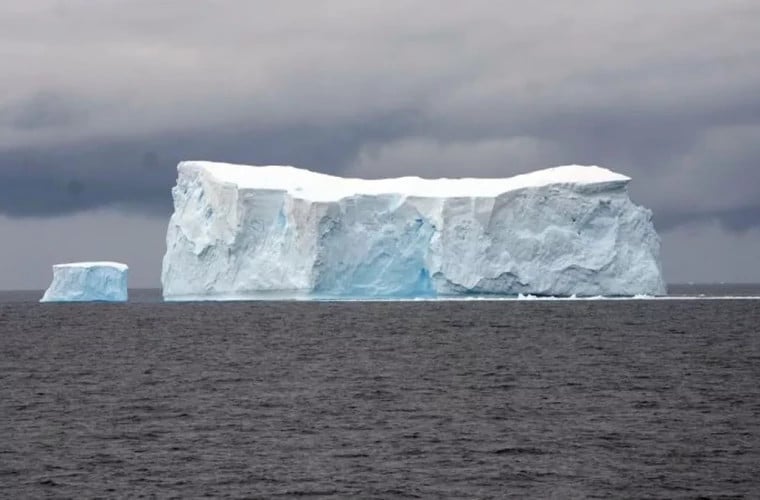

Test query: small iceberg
[40,262,129,303]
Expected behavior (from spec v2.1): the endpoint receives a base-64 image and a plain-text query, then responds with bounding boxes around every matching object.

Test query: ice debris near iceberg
[40,262,129,302]
[161,161,666,300]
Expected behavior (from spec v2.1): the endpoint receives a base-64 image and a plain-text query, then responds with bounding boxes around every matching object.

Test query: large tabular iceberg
[40,262,129,302]
[161,161,666,300]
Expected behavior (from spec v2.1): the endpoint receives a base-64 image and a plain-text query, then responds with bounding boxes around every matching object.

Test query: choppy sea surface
[1,285,759,498]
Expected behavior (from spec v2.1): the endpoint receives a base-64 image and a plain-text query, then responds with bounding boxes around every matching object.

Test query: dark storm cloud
[0,109,421,216]
[1,0,759,233]
[0,91,91,130]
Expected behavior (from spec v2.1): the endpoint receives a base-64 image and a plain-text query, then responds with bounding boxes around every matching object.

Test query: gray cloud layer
[1,1,759,285]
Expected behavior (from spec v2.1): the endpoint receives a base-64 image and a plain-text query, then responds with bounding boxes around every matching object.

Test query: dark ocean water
[1,288,759,498]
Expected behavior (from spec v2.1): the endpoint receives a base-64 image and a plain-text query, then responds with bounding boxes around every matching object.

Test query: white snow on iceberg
[40,262,129,302]
[161,162,666,300]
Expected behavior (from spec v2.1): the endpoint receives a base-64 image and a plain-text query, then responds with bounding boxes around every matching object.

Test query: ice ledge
[178,161,631,202]
[52,261,129,271]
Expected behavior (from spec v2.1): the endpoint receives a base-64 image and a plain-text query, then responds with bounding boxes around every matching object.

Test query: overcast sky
[1,0,759,289]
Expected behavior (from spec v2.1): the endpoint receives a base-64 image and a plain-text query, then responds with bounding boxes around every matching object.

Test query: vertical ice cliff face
[161,162,666,300]
[40,262,129,302]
